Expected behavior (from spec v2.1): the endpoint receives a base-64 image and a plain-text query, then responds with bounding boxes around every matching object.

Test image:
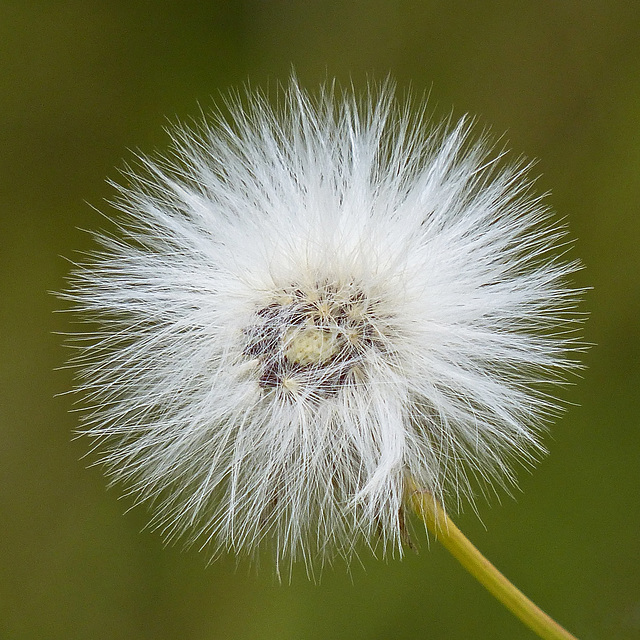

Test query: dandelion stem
[407,482,579,640]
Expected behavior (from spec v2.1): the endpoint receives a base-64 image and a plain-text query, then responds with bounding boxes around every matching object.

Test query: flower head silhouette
[67,79,580,566]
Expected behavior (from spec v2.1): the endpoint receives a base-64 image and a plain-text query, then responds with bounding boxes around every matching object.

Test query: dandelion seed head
[65,78,582,569]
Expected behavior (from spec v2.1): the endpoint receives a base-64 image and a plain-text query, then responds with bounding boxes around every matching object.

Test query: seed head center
[284,322,341,366]
[243,282,384,395]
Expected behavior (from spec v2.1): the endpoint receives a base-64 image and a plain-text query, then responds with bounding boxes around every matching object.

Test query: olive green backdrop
[2,2,638,639]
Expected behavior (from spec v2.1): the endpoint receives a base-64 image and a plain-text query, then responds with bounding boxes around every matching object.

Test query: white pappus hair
[66,78,581,569]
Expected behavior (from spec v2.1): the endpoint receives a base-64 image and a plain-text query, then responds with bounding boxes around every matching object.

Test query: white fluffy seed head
[65,78,582,570]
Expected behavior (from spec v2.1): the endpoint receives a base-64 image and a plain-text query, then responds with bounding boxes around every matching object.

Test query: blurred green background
[2,2,639,639]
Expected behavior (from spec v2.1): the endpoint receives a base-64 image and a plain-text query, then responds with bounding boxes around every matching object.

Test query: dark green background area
[2,2,638,639]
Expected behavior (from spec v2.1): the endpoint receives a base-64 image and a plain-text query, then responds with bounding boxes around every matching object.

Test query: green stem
[407,483,579,640]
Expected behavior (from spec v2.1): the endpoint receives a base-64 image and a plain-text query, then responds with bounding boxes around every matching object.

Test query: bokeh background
[2,2,639,639]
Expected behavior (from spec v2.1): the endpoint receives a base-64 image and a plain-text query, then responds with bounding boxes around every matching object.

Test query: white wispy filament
[67,80,581,568]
